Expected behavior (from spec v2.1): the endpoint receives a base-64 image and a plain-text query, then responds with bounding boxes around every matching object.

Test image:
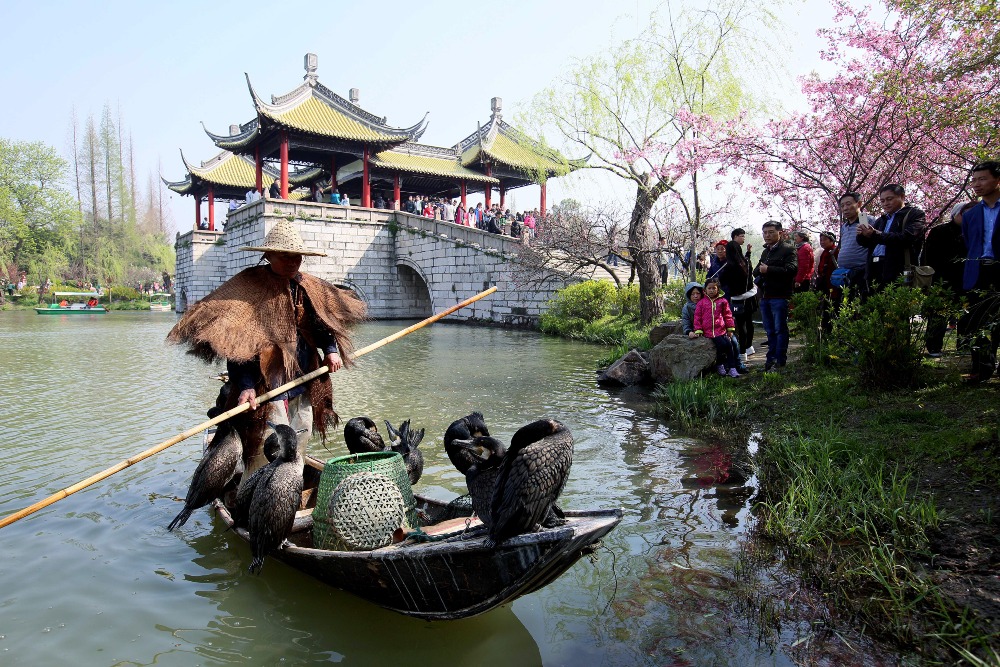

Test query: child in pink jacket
[692,278,741,377]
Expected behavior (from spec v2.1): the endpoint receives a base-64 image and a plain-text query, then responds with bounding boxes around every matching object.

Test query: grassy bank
[656,312,1000,661]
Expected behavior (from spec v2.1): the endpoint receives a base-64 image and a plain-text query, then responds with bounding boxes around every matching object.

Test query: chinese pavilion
[166,54,585,229]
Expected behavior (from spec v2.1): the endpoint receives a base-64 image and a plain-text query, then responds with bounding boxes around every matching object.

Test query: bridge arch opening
[395,262,433,318]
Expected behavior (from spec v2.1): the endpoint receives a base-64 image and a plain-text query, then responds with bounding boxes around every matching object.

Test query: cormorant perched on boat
[233,424,301,530]
[247,423,304,574]
[206,380,233,419]
[486,419,574,548]
[443,412,491,472]
[344,416,386,454]
[385,419,425,486]
[167,423,243,531]
[447,435,507,528]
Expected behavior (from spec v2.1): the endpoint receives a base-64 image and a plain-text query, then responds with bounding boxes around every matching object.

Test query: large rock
[597,349,650,386]
[649,321,682,347]
[649,335,718,383]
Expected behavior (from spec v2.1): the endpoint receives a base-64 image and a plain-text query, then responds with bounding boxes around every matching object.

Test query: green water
[0,312,793,666]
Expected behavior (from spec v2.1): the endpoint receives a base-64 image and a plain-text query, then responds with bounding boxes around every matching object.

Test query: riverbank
[658,356,1000,664]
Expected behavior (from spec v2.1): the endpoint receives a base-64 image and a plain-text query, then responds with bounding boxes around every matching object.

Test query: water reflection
[0,313,778,666]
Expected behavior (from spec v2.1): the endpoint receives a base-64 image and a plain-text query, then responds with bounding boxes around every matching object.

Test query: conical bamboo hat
[239,219,327,256]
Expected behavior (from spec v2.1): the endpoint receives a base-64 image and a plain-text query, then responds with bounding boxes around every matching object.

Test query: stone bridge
[174,199,573,324]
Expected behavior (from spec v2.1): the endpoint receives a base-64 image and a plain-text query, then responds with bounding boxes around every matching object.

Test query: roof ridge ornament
[491,97,503,121]
[304,53,318,86]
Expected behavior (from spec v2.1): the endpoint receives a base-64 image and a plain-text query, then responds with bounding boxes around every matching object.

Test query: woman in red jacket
[793,231,815,292]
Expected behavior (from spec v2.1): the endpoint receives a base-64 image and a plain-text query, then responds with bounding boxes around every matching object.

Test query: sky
[0,0,838,234]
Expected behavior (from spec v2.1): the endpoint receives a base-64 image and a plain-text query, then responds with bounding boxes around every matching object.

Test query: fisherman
[167,219,366,477]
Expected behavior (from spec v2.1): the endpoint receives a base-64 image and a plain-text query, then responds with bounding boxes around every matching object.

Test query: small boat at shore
[212,453,622,620]
[149,294,173,312]
[34,292,107,315]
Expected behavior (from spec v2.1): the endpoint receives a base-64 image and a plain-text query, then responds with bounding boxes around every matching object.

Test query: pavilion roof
[458,115,587,178]
[206,73,428,151]
[163,150,321,195]
[339,144,499,185]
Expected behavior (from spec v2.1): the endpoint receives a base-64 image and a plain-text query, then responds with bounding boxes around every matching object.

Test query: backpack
[830,267,851,288]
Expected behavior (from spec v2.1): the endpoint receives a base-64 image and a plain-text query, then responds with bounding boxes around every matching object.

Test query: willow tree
[529,0,784,322]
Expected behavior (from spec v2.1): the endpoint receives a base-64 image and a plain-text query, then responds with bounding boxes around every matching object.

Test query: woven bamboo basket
[311,451,419,550]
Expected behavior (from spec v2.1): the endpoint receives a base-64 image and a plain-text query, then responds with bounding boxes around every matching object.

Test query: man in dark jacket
[924,201,972,356]
[753,220,798,370]
[960,161,1000,382]
[857,184,926,289]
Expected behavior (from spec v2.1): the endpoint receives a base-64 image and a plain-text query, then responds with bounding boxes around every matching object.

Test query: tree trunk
[628,180,666,323]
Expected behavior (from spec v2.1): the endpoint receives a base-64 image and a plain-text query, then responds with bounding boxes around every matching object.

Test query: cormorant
[344,416,386,454]
[385,419,425,486]
[167,423,243,531]
[446,435,507,528]
[233,423,302,530]
[443,411,490,472]
[487,419,574,548]
[247,423,304,574]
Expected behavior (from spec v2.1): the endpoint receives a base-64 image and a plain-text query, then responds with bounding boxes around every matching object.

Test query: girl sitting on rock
[692,278,741,378]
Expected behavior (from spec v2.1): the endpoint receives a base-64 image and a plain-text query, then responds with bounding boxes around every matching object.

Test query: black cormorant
[385,419,425,486]
[247,423,304,574]
[344,416,386,454]
[487,419,574,548]
[443,412,491,473]
[446,435,507,528]
[167,423,243,531]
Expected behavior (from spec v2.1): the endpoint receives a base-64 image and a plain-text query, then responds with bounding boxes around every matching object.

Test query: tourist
[246,189,261,204]
[228,199,239,212]
[268,178,281,199]
[657,237,669,282]
[837,193,873,295]
[199,217,209,230]
[167,219,365,478]
[375,193,386,209]
[86,296,98,308]
[422,200,433,218]
[341,193,350,207]
[857,184,926,290]
[607,240,620,267]
[315,186,327,203]
[793,231,815,292]
[959,161,1000,382]
[404,195,416,214]
[708,241,728,282]
[753,220,797,371]
[723,228,756,359]
[329,189,341,205]
[815,231,839,333]
[924,201,972,357]
[692,279,741,378]
[680,281,703,338]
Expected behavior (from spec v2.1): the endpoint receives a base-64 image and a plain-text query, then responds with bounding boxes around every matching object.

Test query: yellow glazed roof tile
[371,151,499,184]
[263,97,400,143]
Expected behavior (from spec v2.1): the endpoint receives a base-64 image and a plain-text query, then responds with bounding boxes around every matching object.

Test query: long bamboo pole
[0,286,497,530]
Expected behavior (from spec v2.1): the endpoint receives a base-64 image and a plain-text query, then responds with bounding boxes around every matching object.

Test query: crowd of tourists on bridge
[674,161,1000,383]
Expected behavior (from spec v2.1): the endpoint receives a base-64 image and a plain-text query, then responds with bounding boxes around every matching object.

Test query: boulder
[649,321,682,347]
[649,334,718,383]
[597,349,650,386]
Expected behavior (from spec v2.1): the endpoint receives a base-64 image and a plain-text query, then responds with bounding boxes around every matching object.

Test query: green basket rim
[326,451,402,466]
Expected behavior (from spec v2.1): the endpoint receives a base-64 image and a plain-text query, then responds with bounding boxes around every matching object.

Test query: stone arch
[395,258,433,318]
[336,280,368,305]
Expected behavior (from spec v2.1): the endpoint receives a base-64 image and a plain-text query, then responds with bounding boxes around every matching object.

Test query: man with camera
[856,184,926,290]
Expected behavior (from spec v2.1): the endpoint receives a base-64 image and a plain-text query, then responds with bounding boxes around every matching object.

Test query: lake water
[0,311,797,666]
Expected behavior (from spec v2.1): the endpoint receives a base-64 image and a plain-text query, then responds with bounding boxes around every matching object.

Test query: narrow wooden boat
[213,455,622,620]
[35,292,107,315]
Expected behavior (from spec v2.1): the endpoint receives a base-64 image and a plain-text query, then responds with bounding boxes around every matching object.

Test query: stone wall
[174,199,573,324]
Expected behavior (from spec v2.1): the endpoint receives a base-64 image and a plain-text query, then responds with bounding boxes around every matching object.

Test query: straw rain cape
[167,266,366,441]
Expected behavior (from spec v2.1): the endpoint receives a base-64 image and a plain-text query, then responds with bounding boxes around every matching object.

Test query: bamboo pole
[0,286,497,530]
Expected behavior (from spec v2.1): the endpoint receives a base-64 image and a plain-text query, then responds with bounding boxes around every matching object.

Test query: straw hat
[239,219,327,256]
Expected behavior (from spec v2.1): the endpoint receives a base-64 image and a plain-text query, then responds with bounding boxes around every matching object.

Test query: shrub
[790,290,842,364]
[545,280,617,322]
[108,285,141,301]
[831,283,926,389]
[655,377,749,428]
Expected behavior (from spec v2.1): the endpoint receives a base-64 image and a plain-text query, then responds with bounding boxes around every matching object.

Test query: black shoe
[776,362,786,369]
[737,365,751,374]
[764,361,775,371]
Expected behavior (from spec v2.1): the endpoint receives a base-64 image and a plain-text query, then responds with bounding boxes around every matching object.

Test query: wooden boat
[212,454,622,620]
[35,291,107,315]
[149,294,172,312]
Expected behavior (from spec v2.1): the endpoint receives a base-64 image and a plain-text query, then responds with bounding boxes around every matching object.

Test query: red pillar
[208,186,215,231]
[499,182,506,212]
[194,196,201,230]
[393,173,401,210]
[362,146,371,208]
[460,181,467,210]
[330,156,337,191]
[484,164,492,209]
[540,181,547,218]
[280,131,289,199]
[255,145,262,193]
